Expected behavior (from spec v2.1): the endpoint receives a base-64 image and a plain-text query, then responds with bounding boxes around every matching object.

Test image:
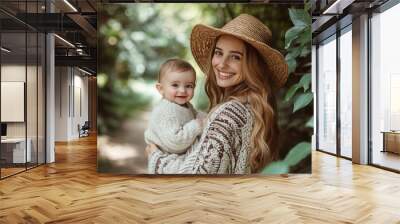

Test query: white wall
[55,67,89,141]
[55,66,69,141]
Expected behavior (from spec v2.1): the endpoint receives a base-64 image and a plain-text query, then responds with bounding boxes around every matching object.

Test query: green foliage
[284,83,301,102]
[97,77,151,134]
[263,2,313,174]
[293,92,313,112]
[299,73,311,91]
[283,6,313,112]
[288,8,311,27]
[285,26,306,49]
[192,76,209,111]
[262,142,311,174]
[284,142,311,166]
[262,161,289,174]
[306,116,314,128]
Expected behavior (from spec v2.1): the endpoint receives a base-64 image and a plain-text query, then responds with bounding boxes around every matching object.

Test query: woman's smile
[216,70,235,80]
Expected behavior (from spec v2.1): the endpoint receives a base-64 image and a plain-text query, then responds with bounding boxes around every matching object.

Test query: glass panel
[371,4,400,171]
[1,31,27,177]
[0,0,28,178]
[26,0,38,169]
[0,1,46,178]
[27,30,38,169]
[339,28,352,158]
[317,35,337,154]
[38,32,45,165]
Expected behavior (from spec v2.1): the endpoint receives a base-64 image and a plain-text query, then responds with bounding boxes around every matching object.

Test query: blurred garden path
[98,109,151,174]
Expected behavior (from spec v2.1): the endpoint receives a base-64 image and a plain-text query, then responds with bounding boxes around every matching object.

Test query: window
[370,2,400,171]
[339,27,352,158]
[317,35,337,154]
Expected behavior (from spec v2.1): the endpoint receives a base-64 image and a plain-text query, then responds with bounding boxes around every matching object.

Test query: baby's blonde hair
[158,58,196,82]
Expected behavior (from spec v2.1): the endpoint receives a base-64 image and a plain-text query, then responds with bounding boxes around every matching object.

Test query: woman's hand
[145,144,158,157]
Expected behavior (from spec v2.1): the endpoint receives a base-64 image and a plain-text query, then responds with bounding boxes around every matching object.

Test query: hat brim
[190,24,288,88]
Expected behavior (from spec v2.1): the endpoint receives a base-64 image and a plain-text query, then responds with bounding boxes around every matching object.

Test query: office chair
[79,121,90,138]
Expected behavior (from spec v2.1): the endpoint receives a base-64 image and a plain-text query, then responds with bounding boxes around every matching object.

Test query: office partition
[0,0,47,179]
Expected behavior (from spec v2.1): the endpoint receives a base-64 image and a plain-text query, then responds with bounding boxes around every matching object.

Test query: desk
[1,138,31,163]
[381,131,400,154]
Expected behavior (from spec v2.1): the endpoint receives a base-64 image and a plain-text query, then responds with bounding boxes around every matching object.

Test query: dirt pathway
[98,109,151,174]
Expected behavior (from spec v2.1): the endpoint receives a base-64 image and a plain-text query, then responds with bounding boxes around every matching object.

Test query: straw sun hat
[190,14,288,88]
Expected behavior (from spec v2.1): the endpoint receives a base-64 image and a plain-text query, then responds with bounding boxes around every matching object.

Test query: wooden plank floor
[0,135,400,223]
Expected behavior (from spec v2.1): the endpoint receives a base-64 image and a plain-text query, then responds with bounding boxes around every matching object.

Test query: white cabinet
[1,138,32,163]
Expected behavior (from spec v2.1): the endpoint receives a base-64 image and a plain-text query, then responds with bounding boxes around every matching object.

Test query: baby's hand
[196,111,207,120]
[195,111,208,130]
[196,117,207,128]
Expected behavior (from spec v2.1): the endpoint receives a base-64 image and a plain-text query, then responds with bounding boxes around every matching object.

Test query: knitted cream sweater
[144,99,204,154]
[148,100,254,174]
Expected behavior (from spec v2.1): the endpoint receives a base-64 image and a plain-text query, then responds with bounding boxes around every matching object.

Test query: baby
[144,58,206,158]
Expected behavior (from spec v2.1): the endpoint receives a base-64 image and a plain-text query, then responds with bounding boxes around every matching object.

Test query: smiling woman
[146,14,288,174]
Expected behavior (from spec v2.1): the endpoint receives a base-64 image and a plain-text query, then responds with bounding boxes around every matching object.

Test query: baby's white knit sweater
[144,99,204,154]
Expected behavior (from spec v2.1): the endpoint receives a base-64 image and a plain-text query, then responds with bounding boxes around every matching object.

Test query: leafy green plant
[262,142,311,174]
[262,2,313,174]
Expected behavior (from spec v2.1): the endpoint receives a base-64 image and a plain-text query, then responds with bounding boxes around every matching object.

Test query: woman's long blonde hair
[205,39,279,173]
